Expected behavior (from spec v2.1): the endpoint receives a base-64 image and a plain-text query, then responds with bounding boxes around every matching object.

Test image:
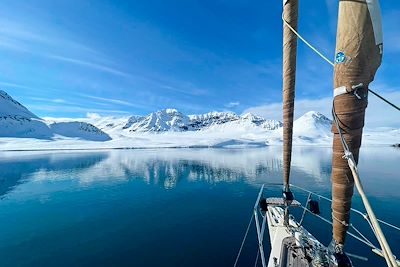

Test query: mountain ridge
[0,89,398,150]
[0,89,332,138]
[0,90,111,141]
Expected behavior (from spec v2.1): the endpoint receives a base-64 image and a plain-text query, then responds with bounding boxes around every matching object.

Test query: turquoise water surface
[0,147,399,266]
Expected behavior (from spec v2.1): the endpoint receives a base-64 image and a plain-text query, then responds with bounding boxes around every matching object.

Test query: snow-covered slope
[241,113,283,130]
[268,111,332,145]
[188,112,240,130]
[293,111,332,139]
[81,110,283,134]
[188,112,282,131]
[49,122,111,141]
[0,90,397,150]
[0,90,109,141]
[0,90,38,118]
[0,90,52,138]
[124,109,190,132]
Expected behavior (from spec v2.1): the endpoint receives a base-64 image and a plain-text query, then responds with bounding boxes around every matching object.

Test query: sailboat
[234,0,400,266]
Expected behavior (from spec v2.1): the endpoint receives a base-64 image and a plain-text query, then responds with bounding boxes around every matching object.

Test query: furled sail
[282,0,298,192]
[331,0,383,246]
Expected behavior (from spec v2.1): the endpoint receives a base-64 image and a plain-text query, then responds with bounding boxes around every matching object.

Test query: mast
[331,0,383,252]
[282,0,298,194]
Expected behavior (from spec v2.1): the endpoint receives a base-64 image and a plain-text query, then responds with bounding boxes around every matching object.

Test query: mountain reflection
[0,152,108,198]
[0,147,336,195]
[1,147,397,196]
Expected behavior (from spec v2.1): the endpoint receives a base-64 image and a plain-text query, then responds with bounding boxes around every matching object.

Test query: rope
[348,155,397,267]
[233,212,254,267]
[290,183,400,233]
[281,13,400,113]
[349,224,375,248]
[299,205,378,251]
[368,89,400,111]
[282,13,334,67]
[254,249,260,267]
[378,219,400,232]
[282,9,399,266]
[332,105,398,267]
[283,11,398,264]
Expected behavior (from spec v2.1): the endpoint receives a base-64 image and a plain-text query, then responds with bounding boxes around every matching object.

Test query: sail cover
[332,0,382,245]
[282,0,298,190]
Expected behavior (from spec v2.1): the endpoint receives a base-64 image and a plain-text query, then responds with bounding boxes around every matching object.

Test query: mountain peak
[299,111,331,124]
[162,108,179,114]
[0,89,38,119]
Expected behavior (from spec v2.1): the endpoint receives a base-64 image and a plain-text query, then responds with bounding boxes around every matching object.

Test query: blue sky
[0,0,399,127]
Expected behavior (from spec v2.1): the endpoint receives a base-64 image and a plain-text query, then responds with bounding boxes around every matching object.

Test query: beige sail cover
[332,0,382,244]
[282,0,298,189]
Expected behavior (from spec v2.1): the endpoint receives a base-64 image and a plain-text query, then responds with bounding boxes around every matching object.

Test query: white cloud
[86,112,101,119]
[243,90,400,128]
[0,81,31,90]
[225,101,240,108]
[28,104,129,115]
[47,54,130,78]
[29,97,69,104]
[0,20,130,78]
[79,94,146,108]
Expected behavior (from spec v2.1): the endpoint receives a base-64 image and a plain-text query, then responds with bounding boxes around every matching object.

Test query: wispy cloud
[0,20,130,78]
[28,104,130,115]
[0,20,103,57]
[225,101,240,108]
[0,81,31,90]
[159,84,208,96]
[29,97,70,104]
[46,55,131,78]
[79,94,147,108]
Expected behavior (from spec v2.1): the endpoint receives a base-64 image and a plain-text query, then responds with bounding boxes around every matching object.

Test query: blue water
[0,147,399,267]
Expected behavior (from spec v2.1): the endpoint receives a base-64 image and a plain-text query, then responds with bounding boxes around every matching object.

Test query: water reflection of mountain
[106,148,333,189]
[1,147,397,194]
[0,152,108,198]
[1,148,332,190]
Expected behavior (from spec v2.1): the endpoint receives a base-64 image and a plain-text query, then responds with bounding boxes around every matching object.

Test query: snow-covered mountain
[293,111,332,139]
[1,89,397,150]
[188,111,240,129]
[0,90,110,141]
[0,90,53,138]
[48,121,111,141]
[84,110,283,135]
[266,111,332,145]
[123,109,190,132]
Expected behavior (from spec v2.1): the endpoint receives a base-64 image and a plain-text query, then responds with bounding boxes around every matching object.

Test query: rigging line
[368,89,400,111]
[290,184,400,233]
[297,189,375,248]
[349,224,375,248]
[299,205,378,250]
[282,12,400,113]
[299,192,311,225]
[254,249,260,267]
[347,156,397,267]
[282,13,334,67]
[332,106,398,267]
[377,219,400,232]
[331,104,390,263]
[233,212,255,267]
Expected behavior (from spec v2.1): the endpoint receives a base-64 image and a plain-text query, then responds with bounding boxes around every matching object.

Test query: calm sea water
[0,147,399,267]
